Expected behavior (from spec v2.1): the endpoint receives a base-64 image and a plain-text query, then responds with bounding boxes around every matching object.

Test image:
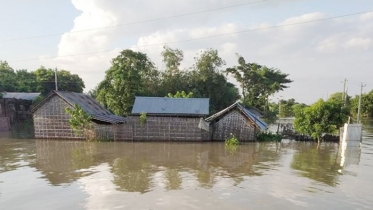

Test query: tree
[161,45,183,76]
[15,69,38,92]
[350,90,373,118]
[96,49,158,116]
[294,99,349,144]
[158,46,186,96]
[34,67,85,95]
[0,61,17,92]
[65,104,93,140]
[191,49,239,113]
[167,91,193,98]
[226,56,292,115]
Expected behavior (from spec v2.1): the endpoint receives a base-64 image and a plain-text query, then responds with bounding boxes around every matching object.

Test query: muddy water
[0,130,373,209]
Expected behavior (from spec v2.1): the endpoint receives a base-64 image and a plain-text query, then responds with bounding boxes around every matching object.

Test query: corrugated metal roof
[33,91,125,124]
[205,102,267,131]
[2,92,40,100]
[131,97,209,116]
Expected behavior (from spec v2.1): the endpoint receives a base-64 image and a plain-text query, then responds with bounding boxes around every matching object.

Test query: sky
[0,0,373,104]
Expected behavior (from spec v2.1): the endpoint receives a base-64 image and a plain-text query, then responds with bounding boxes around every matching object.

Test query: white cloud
[360,11,373,21]
[34,1,373,103]
[345,38,372,50]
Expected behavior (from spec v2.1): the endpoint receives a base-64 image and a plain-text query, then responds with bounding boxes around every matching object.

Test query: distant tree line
[1,46,292,117]
[0,61,85,95]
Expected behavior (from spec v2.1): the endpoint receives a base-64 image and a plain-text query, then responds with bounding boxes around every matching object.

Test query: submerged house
[130,96,210,141]
[0,92,40,131]
[206,102,267,142]
[32,91,125,139]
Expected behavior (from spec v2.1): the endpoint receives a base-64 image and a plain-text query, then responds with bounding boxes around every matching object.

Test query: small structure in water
[0,92,40,131]
[129,96,210,141]
[205,102,267,142]
[32,91,125,139]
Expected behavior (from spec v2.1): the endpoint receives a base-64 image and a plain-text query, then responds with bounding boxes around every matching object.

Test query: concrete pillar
[340,123,362,147]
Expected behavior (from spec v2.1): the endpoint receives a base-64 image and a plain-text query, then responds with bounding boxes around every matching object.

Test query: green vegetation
[94,47,288,116]
[167,91,193,98]
[65,104,93,141]
[294,99,349,144]
[0,61,85,95]
[225,134,239,146]
[226,56,292,117]
[1,46,291,119]
[278,98,307,118]
[256,131,282,142]
[350,90,373,118]
[139,112,147,126]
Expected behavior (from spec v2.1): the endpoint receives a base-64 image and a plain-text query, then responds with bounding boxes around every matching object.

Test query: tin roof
[131,97,209,116]
[205,102,267,131]
[2,92,40,100]
[33,91,125,124]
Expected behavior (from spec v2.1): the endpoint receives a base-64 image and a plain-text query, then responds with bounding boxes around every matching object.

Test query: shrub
[225,133,239,146]
[257,131,282,142]
[140,112,147,126]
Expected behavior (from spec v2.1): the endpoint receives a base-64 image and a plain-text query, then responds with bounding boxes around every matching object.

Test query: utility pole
[55,68,58,91]
[341,78,347,104]
[357,83,366,123]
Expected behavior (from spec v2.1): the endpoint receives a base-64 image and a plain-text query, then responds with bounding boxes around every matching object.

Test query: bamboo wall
[33,96,84,139]
[113,116,209,141]
[212,110,256,142]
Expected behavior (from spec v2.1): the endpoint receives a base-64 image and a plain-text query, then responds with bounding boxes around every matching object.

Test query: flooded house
[206,102,267,142]
[32,91,125,139]
[0,92,40,131]
[129,96,210,141]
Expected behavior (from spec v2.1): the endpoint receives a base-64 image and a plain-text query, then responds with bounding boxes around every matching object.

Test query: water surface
[0,129,373,209]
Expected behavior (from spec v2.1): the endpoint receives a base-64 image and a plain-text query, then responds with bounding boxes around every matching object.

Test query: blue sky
[1,0,373,104]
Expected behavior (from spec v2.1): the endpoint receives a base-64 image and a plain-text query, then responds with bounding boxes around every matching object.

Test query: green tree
[191,49,239,113]
[226,56,292,115]
[167,91,193,98]
[34,67,85,95]
[15,69,38,92]
[158,46,186,95]
[96,49,158,116]
[65,104,93,140]
[294,99,349,143]
[0,61,17,92]
[350,90,373,118]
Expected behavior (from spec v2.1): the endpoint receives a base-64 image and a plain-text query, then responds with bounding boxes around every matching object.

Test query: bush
[257,131,282,142]
[140,112,147,125]
[225,133,239,146]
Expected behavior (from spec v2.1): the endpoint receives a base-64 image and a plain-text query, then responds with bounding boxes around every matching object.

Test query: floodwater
[0,128,373,209]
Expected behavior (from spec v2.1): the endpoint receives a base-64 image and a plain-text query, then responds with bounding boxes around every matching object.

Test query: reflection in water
[34,140,98,185]
[29,141,284,192]
[165,168,182,190]
[111,157,153,194]
[1,135,372,209]
[291,143,342,187]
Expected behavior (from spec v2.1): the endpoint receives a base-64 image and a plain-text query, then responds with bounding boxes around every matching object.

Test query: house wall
[114,116,209,141]
[0,98,33,124]
[33,96,85,139]
[212,110,256,142]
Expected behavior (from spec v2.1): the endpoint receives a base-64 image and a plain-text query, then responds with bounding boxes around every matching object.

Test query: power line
[0,0,271,43]
[9,9,373,63]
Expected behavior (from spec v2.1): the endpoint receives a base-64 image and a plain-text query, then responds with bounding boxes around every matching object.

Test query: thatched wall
[121,116,208,141]
[33,95,85,139]
[212,110,256,142]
